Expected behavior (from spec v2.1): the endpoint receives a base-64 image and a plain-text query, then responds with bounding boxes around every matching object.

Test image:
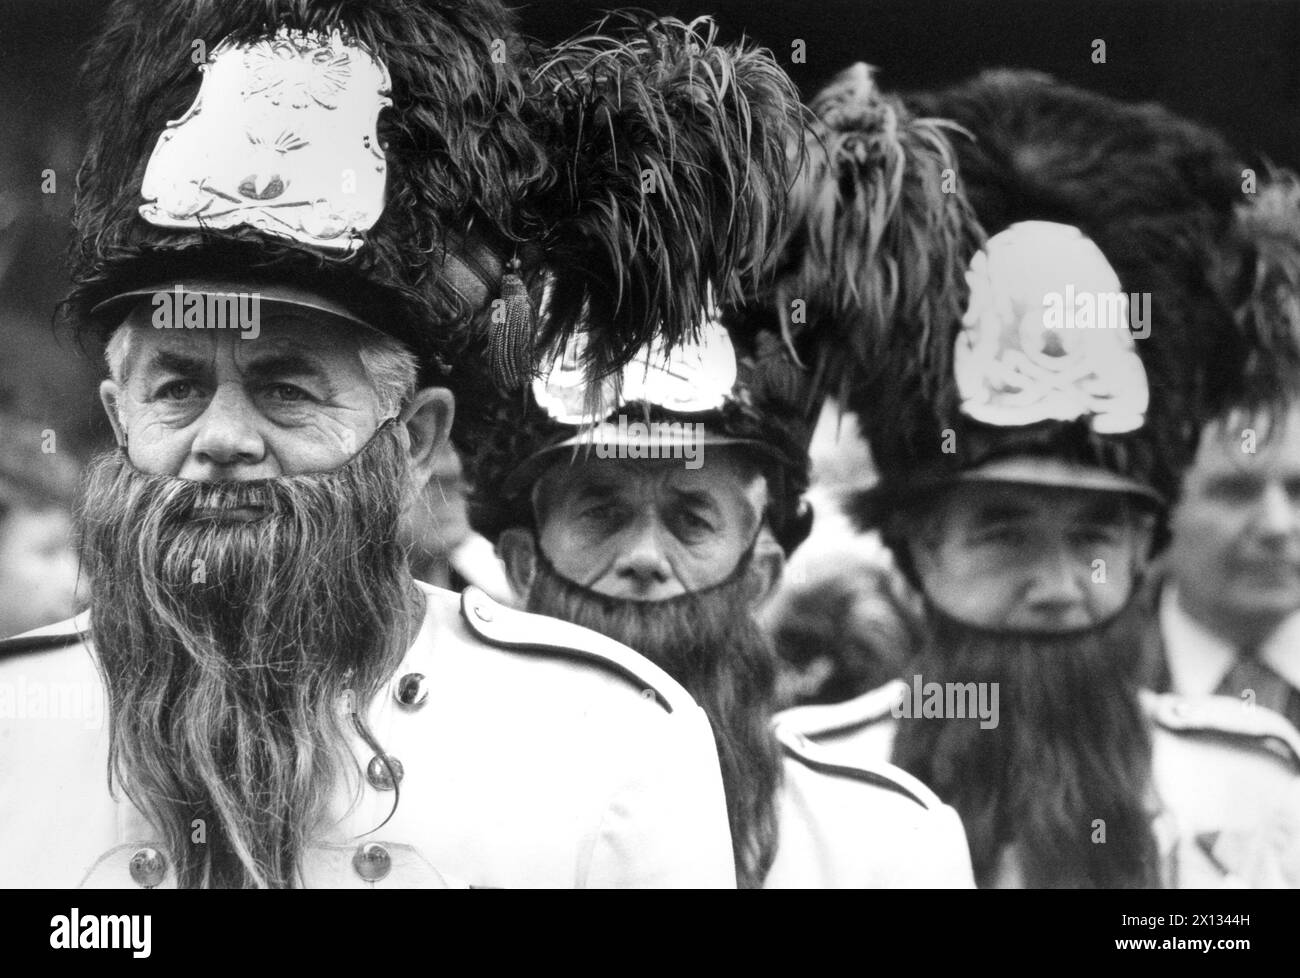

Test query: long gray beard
[525,546,784,889]
[76,428,417,888]
[891,600,1160,888]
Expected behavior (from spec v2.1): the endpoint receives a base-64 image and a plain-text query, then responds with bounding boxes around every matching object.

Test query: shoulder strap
[0,613,90,661]
[459,586,692,714]
[775,679,906,741]
[774,722,940,810]
[1142,688,1300,769]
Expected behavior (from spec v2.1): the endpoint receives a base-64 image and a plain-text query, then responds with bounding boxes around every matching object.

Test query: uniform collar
[1160,585,1300,694]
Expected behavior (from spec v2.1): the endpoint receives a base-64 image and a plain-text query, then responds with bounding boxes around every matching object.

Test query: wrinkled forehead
[114,300,366,369]
[935,480,1136,530]
[533,450,769,525]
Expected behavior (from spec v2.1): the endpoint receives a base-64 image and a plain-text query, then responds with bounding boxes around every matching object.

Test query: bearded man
[467,64,979,889]
[0,1,804,889]
[777,70,1300,888]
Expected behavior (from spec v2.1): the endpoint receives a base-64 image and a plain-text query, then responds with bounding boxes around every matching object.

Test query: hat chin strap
[356,416,400,457]
[119,416,401,467]
[919,570,1148,642]
[531,525,763,607]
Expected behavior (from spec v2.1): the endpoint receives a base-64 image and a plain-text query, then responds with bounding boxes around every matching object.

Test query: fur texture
[1219,169,1300,395]
[465,15,817,551]
[529,13,807,396]
[851,69,1275,529]
[68,4,811,454]
[69,0,548,394]
[771,63,984,411]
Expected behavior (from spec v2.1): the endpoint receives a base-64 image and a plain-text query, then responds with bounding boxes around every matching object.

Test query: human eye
[1070,522,1124,547]
[263,382,314,403]
[580,499,626,527]
[672,507,718,543]
[1204,476,1258,504]
[972,523,1023,547]
[153,379,203,401]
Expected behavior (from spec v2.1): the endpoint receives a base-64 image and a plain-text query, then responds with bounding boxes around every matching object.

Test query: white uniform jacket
[776,680,1300,888]
[766,706,975,888]
[0,582,736,889]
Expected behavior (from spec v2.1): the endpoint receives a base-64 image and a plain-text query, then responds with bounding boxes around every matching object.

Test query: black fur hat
[464,309,819,555]
[846,70,1295,537]
[69,0,548,405]
[465,15,812,554]
[1218,168,1300,397]
[69,4,807,457]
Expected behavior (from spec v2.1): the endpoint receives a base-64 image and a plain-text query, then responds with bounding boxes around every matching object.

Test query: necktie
[1214,647,1300,734]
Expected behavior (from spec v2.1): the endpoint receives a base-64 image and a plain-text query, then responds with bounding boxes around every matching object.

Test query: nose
[184,384,266,478]
[1021,544,1091,625]
[1253,481,1298,541]
[611,516,676,597]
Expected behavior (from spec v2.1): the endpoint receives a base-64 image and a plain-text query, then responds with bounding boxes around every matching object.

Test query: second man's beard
[76,427,418,888]
[890,599,1161,888]
[525,545,784,889]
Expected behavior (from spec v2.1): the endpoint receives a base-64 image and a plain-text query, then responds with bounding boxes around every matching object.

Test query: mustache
[79,444,403,603]
[76,429,416,888]
[891,600,1158,888]
[525,545,784,890]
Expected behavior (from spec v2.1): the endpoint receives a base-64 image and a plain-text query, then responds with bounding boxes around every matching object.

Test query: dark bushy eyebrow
[241,353,328,382]
[668,487,723,516]
[572,480,622,503]
[973,502,1031,525]
[141,349,333,393]
[144,349,208,378]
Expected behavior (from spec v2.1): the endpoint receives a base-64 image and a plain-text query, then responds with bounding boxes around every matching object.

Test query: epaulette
[773,722,940,810]
[1142,689,1300,769]
[0,613,90,661]
[774,679,906,742]
[458,586,691,714]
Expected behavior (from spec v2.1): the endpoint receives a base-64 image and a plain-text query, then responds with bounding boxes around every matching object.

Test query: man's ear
[496,527,538,601]
[748,526,786,609]
[99,380,127,446]
[399,386,455,494]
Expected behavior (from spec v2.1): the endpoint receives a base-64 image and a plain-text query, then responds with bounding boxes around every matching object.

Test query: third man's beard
[526,546,784,890]
[890,601,1161,889]
[76,427,418,888]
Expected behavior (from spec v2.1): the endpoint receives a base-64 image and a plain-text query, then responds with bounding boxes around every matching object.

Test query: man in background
[1148,174,1300,732]
[401,441,512,602]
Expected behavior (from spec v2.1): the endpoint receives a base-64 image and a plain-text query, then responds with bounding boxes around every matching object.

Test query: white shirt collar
[1160,584,1300,694]
[1159,585,1236,696]
[1259,612,1300,692]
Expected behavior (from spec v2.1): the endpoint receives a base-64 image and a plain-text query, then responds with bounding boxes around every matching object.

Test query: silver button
[474,603,494,622]
[128,847,168,888]
[352,842,392,883]
[395,672,428,708]
[366,753,404,791]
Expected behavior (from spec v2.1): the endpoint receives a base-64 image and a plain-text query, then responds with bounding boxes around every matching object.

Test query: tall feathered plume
[770,63,983,415]
[1221,169,1300,396]
[68,0,548,386]
[529,13,808,402]
[908,69,1298,433]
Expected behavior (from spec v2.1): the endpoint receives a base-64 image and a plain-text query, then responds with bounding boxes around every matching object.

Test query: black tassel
[489,259,534,391]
